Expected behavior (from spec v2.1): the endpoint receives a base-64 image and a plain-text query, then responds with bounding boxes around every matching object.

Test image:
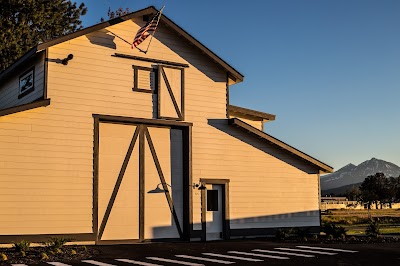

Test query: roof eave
[0,47,38,81]
[229,105,276,121]
[159,14,244,83]
[1,6,244,84]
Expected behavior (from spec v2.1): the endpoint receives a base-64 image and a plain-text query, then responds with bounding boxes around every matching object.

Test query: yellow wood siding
[0,52,45,109]
[0,16,319,237]
[192,121,320,229]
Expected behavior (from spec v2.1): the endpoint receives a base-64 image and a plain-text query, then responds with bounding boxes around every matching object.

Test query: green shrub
[0,253,7,261]
[322,222,347,238]
[365,219,381,238]
[293,227,311,238]
[275,228,293,240]
[44,237,72,249]
[40,252,49,260]
[13,240,31,253]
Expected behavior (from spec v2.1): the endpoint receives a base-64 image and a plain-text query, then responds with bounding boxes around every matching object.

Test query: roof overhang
[0,6,244,83]
[229,105,276,121]
[229,118,333,173]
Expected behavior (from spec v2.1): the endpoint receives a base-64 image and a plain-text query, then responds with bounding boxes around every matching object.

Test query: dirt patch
[0,245,99,265]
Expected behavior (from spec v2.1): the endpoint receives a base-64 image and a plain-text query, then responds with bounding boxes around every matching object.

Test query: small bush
[322,222,346,238]
[366,219,381,238]
[0,253,7,261]
[44,237,73,249]
[13,240,31,253]
[40,252,49,260]
[293,227,311,238]
[55,248,62,254]
[275,228,293,240]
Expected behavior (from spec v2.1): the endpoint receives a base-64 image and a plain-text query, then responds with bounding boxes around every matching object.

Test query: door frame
[93,114,192,244]
[199,178,230,241]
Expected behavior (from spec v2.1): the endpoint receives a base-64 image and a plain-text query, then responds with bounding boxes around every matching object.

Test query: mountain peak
[321,158,400,191]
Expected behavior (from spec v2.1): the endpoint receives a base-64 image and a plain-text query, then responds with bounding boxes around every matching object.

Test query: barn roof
[0,6,243,83]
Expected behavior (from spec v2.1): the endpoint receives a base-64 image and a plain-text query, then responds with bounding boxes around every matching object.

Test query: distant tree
[389,175,400,204]
[100,7,130,22]
[0,0,87,72]
[346,186,360,201]
[359,173,382,209]
[359,172,395,209]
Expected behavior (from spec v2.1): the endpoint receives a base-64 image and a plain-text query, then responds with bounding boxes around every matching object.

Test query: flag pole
[143,5,165,54]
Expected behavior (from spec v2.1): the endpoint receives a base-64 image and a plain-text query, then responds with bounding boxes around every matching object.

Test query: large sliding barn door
[97,122,184,242]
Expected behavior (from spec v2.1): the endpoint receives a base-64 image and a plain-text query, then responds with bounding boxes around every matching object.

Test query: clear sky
[78,0,400,170]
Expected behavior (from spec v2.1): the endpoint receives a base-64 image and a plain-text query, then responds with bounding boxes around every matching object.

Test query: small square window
[207,190,219,211]
[132,65,154,93]
[18,67,35,99]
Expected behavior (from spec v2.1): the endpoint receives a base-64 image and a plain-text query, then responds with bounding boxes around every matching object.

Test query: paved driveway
[35,240,400,266]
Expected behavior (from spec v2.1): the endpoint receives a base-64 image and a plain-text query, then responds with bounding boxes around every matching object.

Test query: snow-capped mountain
[320,158,400,190]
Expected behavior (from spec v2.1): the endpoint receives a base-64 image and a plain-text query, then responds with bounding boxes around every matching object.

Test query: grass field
[321,209,400,235]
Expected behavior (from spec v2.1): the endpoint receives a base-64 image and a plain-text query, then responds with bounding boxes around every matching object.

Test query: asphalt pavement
[37,239,400,266]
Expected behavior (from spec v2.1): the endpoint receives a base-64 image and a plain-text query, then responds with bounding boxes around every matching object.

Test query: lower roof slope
[229,118,333,173]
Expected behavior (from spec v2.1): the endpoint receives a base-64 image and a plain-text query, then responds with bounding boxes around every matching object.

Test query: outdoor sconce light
[192,183,206,190]
[61,54,74,65]
[148,182,171,193]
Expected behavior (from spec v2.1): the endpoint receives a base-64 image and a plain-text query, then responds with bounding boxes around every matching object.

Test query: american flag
[132,8,163,48]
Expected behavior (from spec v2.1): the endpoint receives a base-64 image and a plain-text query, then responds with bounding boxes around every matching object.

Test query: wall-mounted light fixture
[62,54,74,65]
[148,182,171,193]
[192,183,206,190]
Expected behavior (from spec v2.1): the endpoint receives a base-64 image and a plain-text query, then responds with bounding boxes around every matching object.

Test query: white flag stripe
[202,253,263,262]
[275,248,337,255]
[82,260,117,266]
[115,259,163,266]
[253,249,315,258]
[176,255,235,264]
[147,257,204,266]
[296,246,359,253]
[228,251,289,260]
[47,263,73,266]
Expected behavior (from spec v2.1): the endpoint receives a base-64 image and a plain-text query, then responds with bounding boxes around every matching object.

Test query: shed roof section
[229,105,276,121]
[0,6,243,83]
[229,118,333,173]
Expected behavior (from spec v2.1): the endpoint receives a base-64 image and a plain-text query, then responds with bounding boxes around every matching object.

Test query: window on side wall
[18,67,35,99]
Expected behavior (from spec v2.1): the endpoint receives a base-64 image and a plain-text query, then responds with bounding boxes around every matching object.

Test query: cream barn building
[0,6,333,244]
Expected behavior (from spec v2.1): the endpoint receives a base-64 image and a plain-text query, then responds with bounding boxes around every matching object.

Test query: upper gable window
[18,67,35,99]
[132,65,154,93]
[158,65,184,121]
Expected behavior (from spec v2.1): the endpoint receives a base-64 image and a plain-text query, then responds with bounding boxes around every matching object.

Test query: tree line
[345,173,400,209]
[0,0,128,73]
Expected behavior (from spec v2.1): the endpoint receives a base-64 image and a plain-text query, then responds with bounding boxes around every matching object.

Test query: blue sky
[79,0,400,170]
